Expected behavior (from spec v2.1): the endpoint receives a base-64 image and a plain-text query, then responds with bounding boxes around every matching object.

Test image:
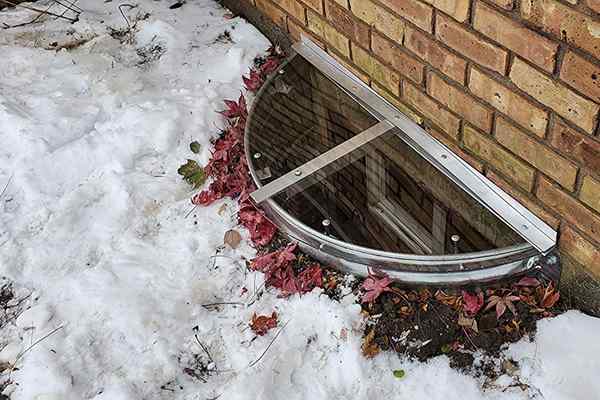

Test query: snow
[0,1,598,399]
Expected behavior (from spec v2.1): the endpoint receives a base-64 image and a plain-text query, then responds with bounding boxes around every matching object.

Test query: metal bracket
[250,120,394,204]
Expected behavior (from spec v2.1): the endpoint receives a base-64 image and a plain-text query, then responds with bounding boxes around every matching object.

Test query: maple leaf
[296,264,323,293]
[485,293,520,319]
[250,312,278,336]
[243,69,264,93]
[251,243,297,277]
[219,94,247,120]
[238,198,277,246]
[462,290,484,316]
[361,271,392,304]
[191,189,218,205]
[259,57,280,75]
[537,283,560,309]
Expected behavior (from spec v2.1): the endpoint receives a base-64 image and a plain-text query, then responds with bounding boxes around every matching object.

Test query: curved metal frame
[243,39,556,285]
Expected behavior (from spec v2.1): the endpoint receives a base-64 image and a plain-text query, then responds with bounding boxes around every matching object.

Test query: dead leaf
[224,229,242,249]
[361,329,380,358]
[250,312,278,336]
[217,203,227,216]
[458,313,479,333]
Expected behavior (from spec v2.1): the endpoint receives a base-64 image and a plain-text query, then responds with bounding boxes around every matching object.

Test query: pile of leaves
[179,47,285,247]
[250,243,323,296]
[183,47,325,294]
[359,273,563,364]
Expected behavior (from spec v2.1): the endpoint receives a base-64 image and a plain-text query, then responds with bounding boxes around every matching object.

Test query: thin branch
[0,0,78,22]
[248,320,290,368]
[194,334,215,366]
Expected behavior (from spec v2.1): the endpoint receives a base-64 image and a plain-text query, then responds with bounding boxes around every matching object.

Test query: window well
[245,36,559,284]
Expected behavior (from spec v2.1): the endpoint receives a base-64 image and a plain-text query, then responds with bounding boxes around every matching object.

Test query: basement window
[245,36,559,284]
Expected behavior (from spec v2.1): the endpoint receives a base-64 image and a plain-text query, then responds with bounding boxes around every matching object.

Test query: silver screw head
[322,219,331,227]
[253,152,262,159]
[451,234,460,243]
[294,170,302,176]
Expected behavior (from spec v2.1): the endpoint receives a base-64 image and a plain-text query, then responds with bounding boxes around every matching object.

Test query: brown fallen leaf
[361,329,380,358]
[217,203,228,216]
[250,312,278,336]
[458,313,479,333]
[224,229,242,249]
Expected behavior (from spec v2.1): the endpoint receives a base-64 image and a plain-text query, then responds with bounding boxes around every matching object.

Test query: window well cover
[245,37,557,272]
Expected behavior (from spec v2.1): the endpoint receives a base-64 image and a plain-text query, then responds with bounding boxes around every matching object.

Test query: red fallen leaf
[243,69,264,93]
[516,276,541,287]
[361,271,392,304]
[250,312,278,336]
[461,290,484,316]
[238,196,277,246]
[219,93,247,120]
[259,57,280,75]
[538,283,560,309]
[485,293,520,319]
[192,190,219,205]
[251,243,297,278]
[296,264,323,293]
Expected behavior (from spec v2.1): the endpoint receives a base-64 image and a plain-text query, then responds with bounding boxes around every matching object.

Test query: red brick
[324,0,370,48]
[288,17,326,46]
[469,67,548,137]
[495,117,578,190]
[486,170,560,229]
[551,118,600,174]
[352,43,400,94]
[301,0,324,13]
[474,2,558,73]
[487,0,513,9]
[428,72,493,133]
[402,81,461,137]
[537,176,600,240]
[580,175,600,214]
[421,0,470,22]
[372,32,424,83]
[405,26,467,83]
[425,126,485,171]
[463,125,536,191]
[435,13,508,74]
[560,226,600,277]
[510,57,599,133]
[272,0,306,22]
[256,0,287,27]
[349,0,405,43]
[376,0,433,32]
[307,10,351,56]
[560,51,600,103]
[521,0,600,60]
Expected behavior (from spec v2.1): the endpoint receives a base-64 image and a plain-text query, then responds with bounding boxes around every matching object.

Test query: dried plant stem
[10,325,65,376]
[248,320,290,368]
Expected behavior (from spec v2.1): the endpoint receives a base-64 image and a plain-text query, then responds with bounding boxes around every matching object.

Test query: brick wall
[226,0,600,311]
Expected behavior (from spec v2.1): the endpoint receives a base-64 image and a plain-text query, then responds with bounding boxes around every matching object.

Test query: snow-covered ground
[0,1,598,399]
